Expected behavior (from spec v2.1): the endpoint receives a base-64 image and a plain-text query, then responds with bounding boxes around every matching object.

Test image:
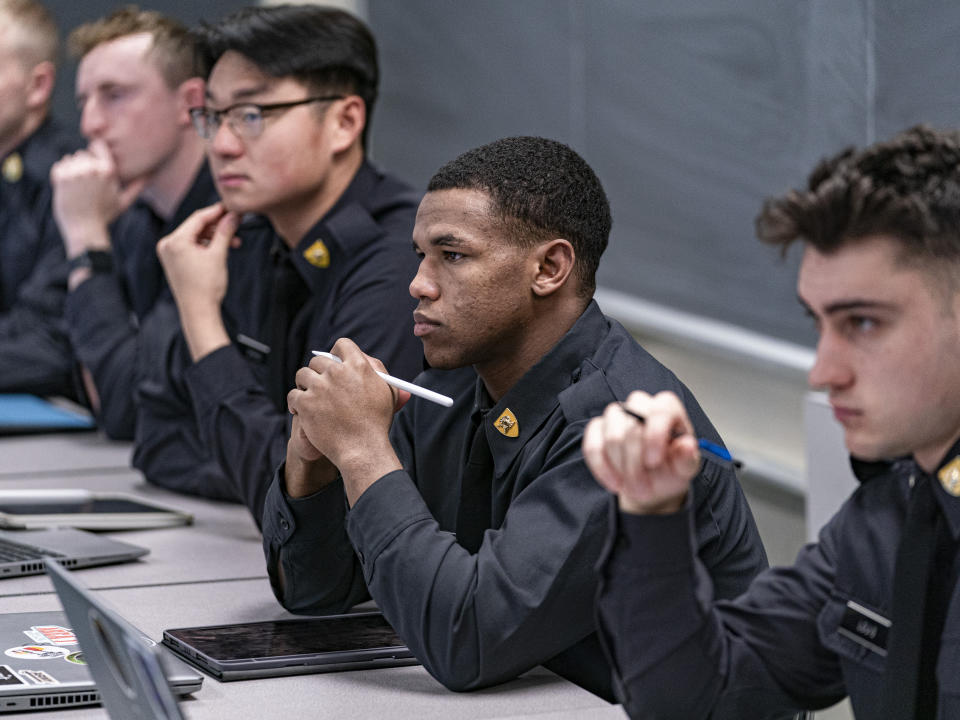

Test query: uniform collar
[852,437,960,541]
[930,437,960,540]
[478,301,610,476]
[286,160,386,293]
[5,117,77,186]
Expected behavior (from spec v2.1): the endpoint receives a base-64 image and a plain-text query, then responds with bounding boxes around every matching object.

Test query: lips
[831,405,862,424]
[216,173,248,188]
[413,311,440,337]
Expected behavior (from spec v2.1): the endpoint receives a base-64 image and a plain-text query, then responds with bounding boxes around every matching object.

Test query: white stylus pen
[311,351,454,407]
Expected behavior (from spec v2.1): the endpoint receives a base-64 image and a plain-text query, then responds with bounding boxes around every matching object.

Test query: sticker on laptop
[64,652,85,665]
[5,646,70,660]
[18,669,58,685]
[24,626,77,646]
[0,665,24,685]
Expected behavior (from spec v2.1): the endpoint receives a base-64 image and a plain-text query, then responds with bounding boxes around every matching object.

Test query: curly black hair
[428,136,611,299]
[756,125,960,272]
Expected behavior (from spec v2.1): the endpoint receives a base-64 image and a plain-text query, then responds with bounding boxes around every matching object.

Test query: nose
[807,331,853,391]
[409,258,439,301]
[210,118,243,158]
[80,98,106,139]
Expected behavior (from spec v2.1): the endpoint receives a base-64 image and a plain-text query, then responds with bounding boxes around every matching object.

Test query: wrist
[338,439,401,507]
[176,299,229,362]
[618,491,687,516]
[62,225,111,258]
[284,454,338,499]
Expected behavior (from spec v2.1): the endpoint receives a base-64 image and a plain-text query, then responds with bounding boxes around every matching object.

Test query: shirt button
[279,516,290,531]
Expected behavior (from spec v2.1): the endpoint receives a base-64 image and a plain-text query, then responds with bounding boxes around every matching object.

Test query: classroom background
[39,2,960,717]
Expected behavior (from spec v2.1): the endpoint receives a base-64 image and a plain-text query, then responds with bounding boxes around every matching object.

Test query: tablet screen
[0,498,169,515]
[164,613,405,661]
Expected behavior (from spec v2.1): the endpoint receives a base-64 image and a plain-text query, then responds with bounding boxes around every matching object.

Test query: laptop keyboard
[0,538,64,562]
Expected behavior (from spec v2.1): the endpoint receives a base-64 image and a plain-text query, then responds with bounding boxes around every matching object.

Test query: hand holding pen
[582,390,707,516]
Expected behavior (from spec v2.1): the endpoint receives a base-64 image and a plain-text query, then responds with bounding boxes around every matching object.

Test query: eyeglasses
[189,95,344,140]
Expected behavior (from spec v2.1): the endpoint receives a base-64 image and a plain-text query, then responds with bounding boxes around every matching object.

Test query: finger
[599,402,637,480]
[582,417,623,493]
[287,387,302,415]
[330,337,363,365]
[209,211,241,253]
[667,434,702,479]
[393,387,412,413]
[182,203,228,237]
[294,365,320,390]
[641,392,690,469]
[87,139,114,164]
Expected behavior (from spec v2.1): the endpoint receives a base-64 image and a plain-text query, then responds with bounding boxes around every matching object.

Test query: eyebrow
[205,82,272,104]
[797,295,897,316]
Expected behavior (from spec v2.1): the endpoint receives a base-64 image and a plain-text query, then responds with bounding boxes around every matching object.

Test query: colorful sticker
[0,665,24,685]
[18,669,58,685]
[64,652,85,665]
[24,625,77,646]
[5,646,70,660]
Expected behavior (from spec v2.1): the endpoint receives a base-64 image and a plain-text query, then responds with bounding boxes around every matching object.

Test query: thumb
[209,211,241,255]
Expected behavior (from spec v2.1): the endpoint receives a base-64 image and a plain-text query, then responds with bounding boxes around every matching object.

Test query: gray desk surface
[0,435,620,718]
[3,580,616,720]
[0,470,265,596]
[0,433,131,479]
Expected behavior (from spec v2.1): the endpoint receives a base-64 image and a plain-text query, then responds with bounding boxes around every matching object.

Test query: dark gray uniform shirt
[262,301,767,700]
[181,162,422,516]
[597,439,960,719]
[0,119,80,397]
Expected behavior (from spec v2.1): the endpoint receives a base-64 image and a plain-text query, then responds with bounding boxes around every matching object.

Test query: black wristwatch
[68,250,114,274]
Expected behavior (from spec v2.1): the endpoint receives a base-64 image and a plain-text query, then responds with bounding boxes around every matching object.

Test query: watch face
[69,250,114,274]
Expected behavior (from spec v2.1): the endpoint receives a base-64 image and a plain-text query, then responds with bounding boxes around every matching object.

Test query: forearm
[173,297,230,363]
[262,466,369,613]
[64,275,140,437]
[345,456,608,692]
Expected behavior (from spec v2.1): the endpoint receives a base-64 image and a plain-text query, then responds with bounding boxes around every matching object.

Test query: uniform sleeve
[596,497,846,719]
[130,300,241,502]
[184,238,421,525]
[0,216,74,397]
[261,464,370,613]
[344,419,608,692]
[64,272,146,439]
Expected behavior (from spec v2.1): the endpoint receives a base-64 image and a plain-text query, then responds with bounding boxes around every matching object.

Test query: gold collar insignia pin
[494,408,519,438]
[2,153,23,183]
[938,456,960,497]
[303,239,330,268]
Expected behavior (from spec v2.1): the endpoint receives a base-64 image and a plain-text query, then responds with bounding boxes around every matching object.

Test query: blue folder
[0,394,95,435]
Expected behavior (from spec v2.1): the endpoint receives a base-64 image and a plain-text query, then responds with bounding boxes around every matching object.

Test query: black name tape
[838,600,890,657]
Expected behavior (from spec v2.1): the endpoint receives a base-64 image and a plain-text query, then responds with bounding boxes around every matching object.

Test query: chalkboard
[367,0,960,347]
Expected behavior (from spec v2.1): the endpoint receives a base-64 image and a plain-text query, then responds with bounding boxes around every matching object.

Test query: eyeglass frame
[189,94,345,140]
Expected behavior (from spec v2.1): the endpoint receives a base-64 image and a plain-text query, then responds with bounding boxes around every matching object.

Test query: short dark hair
[69,6,195,88]
[756,125,960,282]
[192,4,378,148]
[428,136,611,298]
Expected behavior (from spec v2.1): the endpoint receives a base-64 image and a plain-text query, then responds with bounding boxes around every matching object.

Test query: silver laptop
[45,560,200,718]
[0,490,193,531]
[0,528,148,579]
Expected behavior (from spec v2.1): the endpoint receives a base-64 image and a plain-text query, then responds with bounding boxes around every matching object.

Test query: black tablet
[161,611,418,681]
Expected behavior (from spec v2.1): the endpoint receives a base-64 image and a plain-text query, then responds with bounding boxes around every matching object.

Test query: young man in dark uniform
[265,137,767,700]
[586,125,960,719]
[51,7,220,438]
[0,0,80,397]
[154,5,421,517]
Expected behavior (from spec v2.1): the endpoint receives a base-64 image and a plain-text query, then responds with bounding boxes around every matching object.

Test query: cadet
[268,136,767,699]
[586,125,960,719]
[0,0,79,397]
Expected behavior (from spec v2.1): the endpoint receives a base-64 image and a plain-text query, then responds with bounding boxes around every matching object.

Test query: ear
[531,238,576,297]
[24,61,55,111]
[176,77,206,126]
[327,95,366,155]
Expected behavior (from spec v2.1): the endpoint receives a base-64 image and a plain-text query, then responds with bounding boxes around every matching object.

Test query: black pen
[618,402,743,468]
